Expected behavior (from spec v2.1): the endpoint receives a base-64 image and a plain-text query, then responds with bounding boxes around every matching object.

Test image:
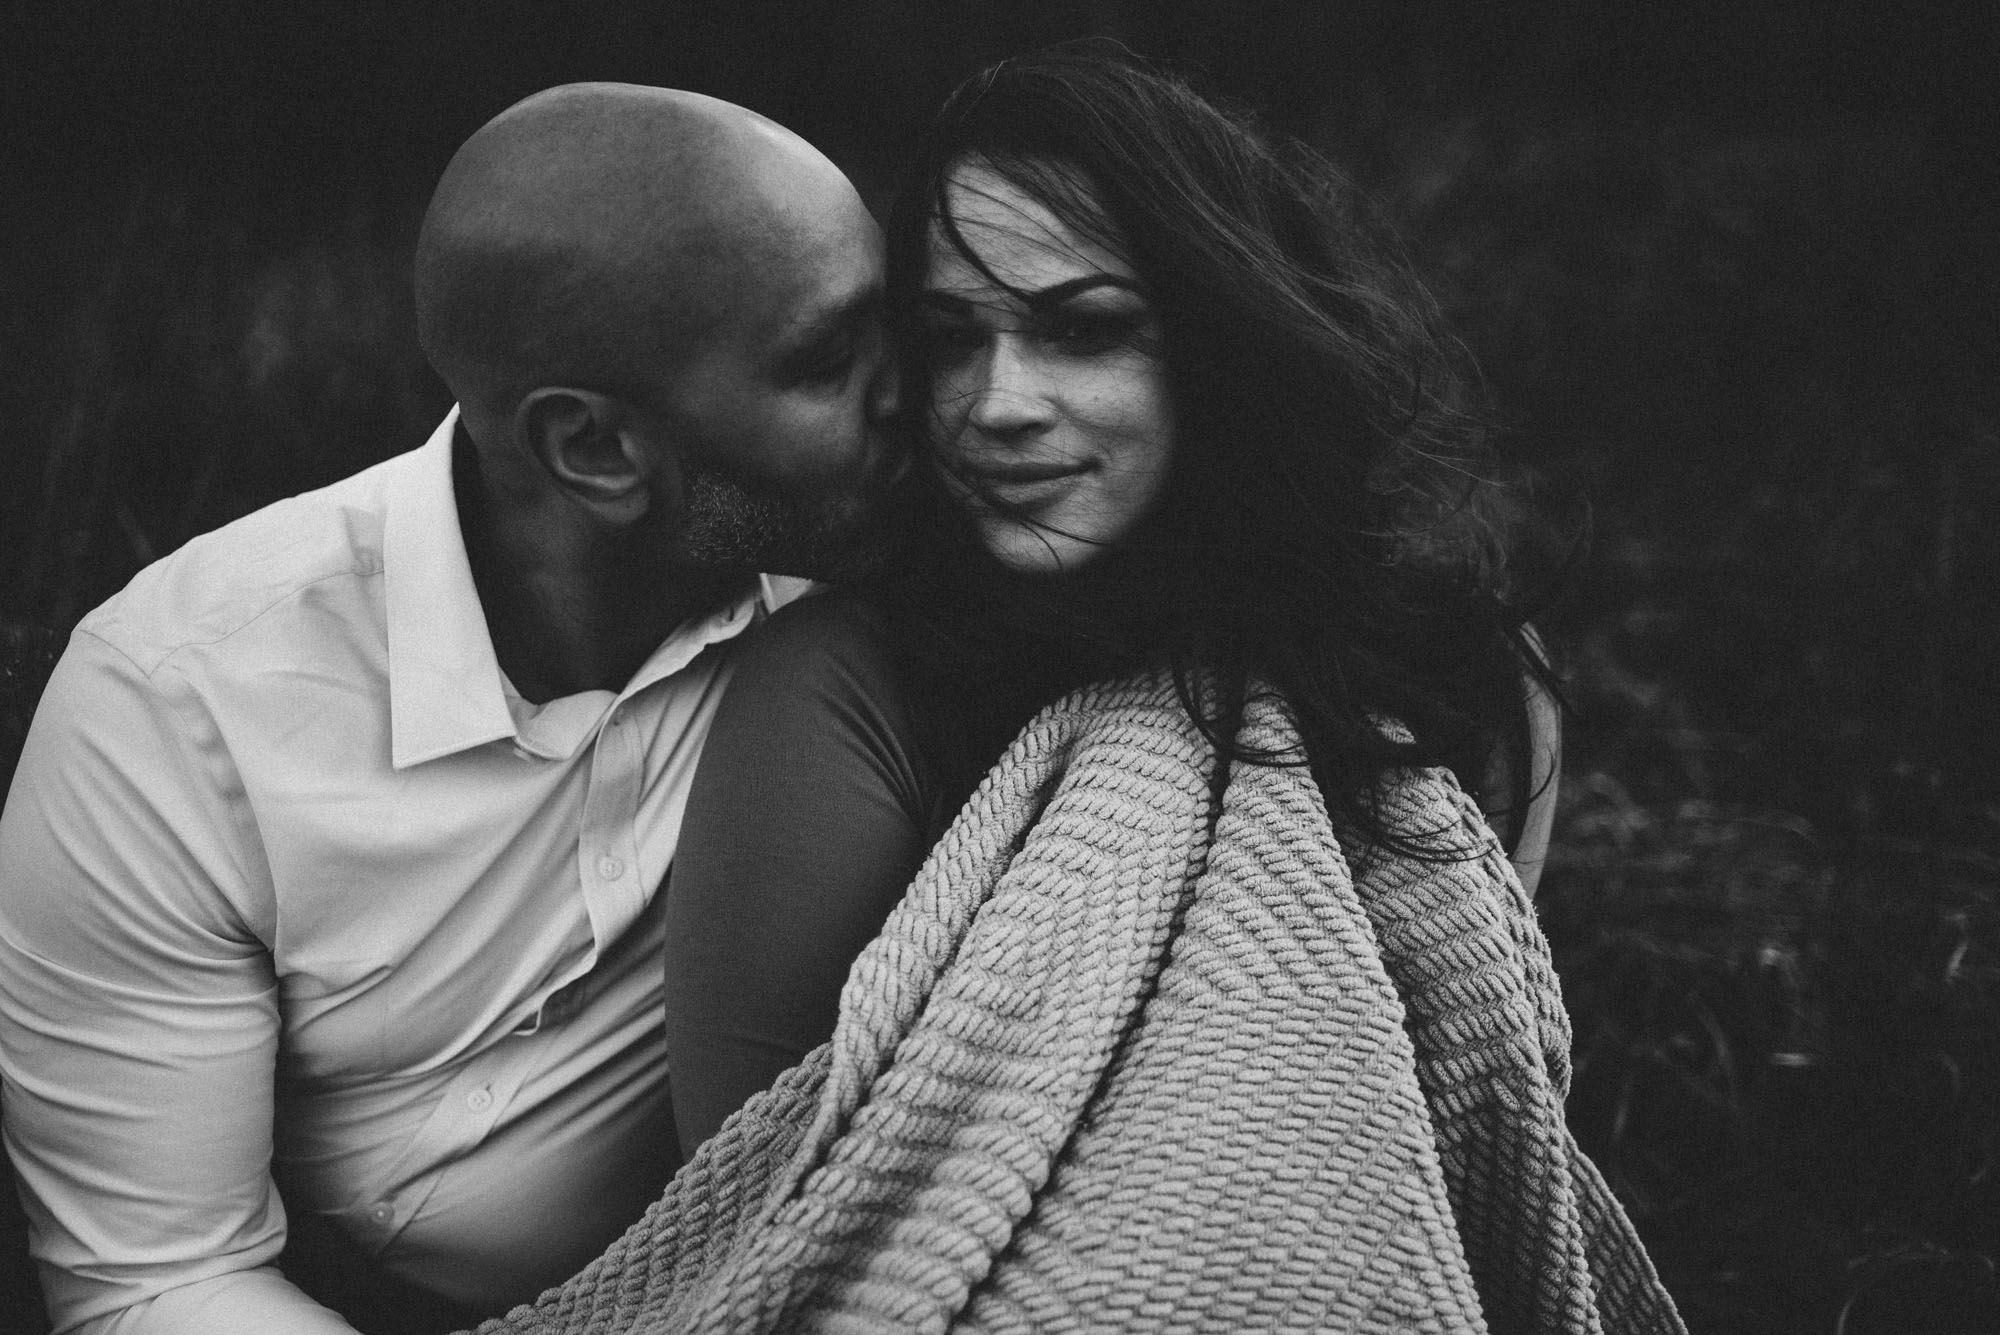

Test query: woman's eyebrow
[1024,275,1144,308]
[917,274,1146,312]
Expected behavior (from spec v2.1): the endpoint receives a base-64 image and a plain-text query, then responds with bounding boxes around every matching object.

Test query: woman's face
[917,161,1176,574]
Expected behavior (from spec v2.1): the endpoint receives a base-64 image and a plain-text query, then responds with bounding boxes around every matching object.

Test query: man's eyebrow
[918,275,1145,313]
[789,284,885,345]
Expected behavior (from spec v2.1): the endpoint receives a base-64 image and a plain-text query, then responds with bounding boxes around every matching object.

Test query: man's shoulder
[80,451,415,676]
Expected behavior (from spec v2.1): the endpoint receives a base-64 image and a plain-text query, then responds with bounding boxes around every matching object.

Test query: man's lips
[874,442,915,489]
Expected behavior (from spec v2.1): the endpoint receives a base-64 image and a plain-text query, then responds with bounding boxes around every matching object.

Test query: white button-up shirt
[0,410,808,1334]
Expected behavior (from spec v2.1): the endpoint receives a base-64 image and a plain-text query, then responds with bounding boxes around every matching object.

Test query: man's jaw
[669,466,896,582]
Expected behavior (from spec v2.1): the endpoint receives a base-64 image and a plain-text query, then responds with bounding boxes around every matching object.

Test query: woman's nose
[965,339,1050,437]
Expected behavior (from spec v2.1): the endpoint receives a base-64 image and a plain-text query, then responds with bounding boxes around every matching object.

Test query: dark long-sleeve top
[661,593,933,1155]
[661,591,1559,1157]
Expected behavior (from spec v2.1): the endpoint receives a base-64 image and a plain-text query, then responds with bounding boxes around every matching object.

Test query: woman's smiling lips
[953,459,1095,506]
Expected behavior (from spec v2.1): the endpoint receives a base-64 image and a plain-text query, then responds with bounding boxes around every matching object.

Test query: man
[0,83,899,1334]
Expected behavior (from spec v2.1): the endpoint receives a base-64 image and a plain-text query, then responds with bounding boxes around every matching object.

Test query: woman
[486,45,1677,1335]
[663,43,1563,1158]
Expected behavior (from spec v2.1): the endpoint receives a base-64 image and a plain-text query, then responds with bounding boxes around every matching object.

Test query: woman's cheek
[925,388,973,459]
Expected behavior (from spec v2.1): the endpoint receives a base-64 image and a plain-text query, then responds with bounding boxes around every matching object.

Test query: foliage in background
[1356,117,2000,1332]
[1,177,446,634]
[2,44,1996,1335]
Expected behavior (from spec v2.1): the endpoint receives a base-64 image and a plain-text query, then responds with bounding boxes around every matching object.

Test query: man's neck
[454,435,748,704]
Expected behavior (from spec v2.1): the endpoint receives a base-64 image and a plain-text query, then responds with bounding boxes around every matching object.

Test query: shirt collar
[505,579,805,764]
[384,407,818,770]
[385,408,517,769]
[757,572,814,614]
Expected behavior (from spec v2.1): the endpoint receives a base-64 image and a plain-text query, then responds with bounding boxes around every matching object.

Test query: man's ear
[516,387,678,526]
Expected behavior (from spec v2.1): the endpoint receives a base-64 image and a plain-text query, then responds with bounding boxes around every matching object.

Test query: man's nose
[866,349,900,421]
[966,340,1049,437]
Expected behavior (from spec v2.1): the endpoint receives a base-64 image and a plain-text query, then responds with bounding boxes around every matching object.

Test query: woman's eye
[1041,314,1133,355]
[923,323,986,360]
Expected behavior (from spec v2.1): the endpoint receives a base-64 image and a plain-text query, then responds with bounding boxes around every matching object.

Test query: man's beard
[672,459,892,581]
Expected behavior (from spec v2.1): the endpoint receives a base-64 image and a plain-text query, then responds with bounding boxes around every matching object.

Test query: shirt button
[465,1087,493,1112]
[368,1202,394,1224]
[598,855,625,880]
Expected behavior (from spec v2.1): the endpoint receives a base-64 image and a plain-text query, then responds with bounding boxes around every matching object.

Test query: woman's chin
[978,518,1103,577]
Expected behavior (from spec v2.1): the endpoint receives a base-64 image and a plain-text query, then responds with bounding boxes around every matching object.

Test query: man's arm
[0,632,355,1335]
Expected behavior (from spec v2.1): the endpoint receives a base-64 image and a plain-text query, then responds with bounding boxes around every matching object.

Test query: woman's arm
[1478,627,1562,898]
[1508,664,1561,898]
[662,594,932,1156]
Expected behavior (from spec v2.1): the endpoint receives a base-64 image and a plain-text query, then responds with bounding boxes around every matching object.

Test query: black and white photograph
[2,4,1993,1333]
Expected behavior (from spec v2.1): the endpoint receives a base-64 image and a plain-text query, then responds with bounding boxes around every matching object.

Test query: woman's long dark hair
[874,42,1564,860]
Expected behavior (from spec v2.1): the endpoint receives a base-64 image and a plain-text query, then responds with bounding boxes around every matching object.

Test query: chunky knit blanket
[468,676,1683,1334]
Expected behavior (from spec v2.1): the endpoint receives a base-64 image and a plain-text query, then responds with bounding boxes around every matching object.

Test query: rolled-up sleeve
[0,632,352,1334]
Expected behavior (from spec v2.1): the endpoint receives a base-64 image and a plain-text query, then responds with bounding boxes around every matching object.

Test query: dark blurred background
[3,3,1997,1332]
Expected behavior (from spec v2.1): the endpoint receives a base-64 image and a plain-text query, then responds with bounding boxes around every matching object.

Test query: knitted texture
[467,675,1683,1334]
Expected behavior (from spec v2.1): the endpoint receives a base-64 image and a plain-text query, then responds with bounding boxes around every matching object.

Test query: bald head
[415,83,898,589]
[416,83,866,437]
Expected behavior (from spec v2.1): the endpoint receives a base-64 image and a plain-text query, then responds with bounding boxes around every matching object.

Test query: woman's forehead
[926,160,1135,295]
